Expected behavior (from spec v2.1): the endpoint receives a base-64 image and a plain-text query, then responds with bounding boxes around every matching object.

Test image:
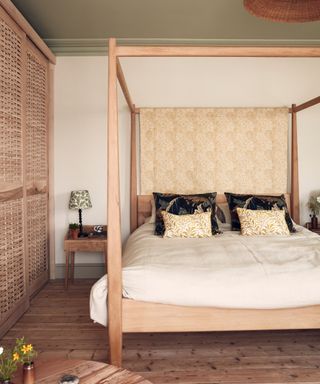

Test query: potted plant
[14,338,37,384]
[0,346,19,383]
[307,195,320,229]
[69,223,79,239]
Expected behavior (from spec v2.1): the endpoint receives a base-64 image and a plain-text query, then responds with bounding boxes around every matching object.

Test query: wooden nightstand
[305,223,320,235]
[64,225,107,288]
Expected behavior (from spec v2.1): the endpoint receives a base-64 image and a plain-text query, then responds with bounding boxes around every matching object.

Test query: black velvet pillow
[224,192,295,232]
[224,193,252,231]
[153,192,220,236]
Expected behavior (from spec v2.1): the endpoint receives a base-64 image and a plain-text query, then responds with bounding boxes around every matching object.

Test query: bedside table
[305,223,320,235]
[64,225,107,288]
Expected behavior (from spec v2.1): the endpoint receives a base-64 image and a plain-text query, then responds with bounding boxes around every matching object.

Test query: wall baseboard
[44,38,320,56]
[55,263,105,279]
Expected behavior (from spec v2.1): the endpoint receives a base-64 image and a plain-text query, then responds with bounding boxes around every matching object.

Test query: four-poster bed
[106,38,320,366]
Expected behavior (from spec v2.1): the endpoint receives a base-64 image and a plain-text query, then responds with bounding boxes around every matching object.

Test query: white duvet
[90,223,320,326]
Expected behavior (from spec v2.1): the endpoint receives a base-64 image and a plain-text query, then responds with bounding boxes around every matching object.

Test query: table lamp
[69,190,92,237]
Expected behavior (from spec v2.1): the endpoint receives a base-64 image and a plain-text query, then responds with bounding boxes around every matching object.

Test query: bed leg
[108,319,123,366]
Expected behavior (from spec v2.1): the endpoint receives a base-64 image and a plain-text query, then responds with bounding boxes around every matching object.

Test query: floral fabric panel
[236,208,290,236]
[162,211,212,238]
[153,192,219,236]
[68,190,92,209]
[225,192,295,232]
[140,108,288,195]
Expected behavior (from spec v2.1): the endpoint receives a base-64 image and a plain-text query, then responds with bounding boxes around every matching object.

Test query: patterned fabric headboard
[140,108,289,195]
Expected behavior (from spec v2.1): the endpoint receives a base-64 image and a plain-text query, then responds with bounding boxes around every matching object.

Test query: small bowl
[59,375,80,384]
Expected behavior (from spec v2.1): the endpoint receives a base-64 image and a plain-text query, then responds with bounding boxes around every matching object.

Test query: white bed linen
[90,223,320,326]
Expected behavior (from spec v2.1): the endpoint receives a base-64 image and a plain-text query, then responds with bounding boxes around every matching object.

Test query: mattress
[90,223,320,326]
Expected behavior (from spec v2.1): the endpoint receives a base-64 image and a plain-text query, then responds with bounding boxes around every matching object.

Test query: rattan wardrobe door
[26,40,49,295]
[0,7,29,335]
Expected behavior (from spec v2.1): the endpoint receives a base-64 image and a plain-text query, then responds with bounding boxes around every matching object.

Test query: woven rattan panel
[26,46,48,184]
[26,43,49,293]
[0,7,27,330]
[0,15,23,185]
[0,5,51,336]
[0,198,25,321]
[27,194,48,288]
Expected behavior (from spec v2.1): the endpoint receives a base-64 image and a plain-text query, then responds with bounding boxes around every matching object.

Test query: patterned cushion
[153,192,219,236]
[236,208,290,236]
[162,211,212,238]
[225,193,295,232]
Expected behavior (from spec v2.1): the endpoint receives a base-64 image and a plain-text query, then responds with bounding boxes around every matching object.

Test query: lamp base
[77,209,88,237]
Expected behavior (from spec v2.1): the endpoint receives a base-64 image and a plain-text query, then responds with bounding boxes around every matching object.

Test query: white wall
[54,56,107,265]
[54,56,320,267]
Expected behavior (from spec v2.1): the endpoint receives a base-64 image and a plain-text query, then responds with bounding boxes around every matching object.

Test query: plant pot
[69,229,79,240]
[311,214,318,229]
[22,362,35,384]
[1,380,13,384]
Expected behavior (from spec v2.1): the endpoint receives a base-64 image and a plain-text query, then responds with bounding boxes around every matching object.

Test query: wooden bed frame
[107,38,320,366]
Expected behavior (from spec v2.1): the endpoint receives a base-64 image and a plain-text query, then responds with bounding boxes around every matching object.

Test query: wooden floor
[3,280,320,384]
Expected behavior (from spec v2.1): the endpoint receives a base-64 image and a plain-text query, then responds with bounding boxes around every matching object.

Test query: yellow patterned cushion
[236,208,290,236]
[161,211,212,238]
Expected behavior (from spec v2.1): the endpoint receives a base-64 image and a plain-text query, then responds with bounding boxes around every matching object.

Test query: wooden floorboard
[2,280,320,384]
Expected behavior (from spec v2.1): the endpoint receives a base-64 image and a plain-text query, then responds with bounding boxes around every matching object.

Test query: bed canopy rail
[116,45,320,58]
[292,96,320,113]
[116,58,135,114]
[108,37,320,366]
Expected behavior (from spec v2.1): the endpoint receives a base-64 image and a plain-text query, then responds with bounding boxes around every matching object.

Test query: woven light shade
[244,0,320,22]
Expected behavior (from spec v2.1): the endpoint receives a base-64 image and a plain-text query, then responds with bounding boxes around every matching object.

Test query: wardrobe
[0,1,55,336]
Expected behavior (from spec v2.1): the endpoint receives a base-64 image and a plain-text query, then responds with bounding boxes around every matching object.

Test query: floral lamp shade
[69,190,92,210]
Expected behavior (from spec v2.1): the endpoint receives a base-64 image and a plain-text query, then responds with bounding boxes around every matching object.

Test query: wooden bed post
[116,56,137,232]
[130,107,138,232]
[107,38,123,366]
[291,104,300,224]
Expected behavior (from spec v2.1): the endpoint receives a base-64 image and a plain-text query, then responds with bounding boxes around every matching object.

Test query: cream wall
[54,56,130,267]
[54,56,320,270]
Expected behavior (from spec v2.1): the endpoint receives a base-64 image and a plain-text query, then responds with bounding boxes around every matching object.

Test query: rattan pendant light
[244,0,320,22]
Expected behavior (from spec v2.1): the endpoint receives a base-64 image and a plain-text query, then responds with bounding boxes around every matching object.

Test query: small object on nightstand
[94,225,103,233]
[89,225,107,237]
[68,223,79,239]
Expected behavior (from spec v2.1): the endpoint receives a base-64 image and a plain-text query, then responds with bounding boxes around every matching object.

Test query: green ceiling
[11,0,320,55]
